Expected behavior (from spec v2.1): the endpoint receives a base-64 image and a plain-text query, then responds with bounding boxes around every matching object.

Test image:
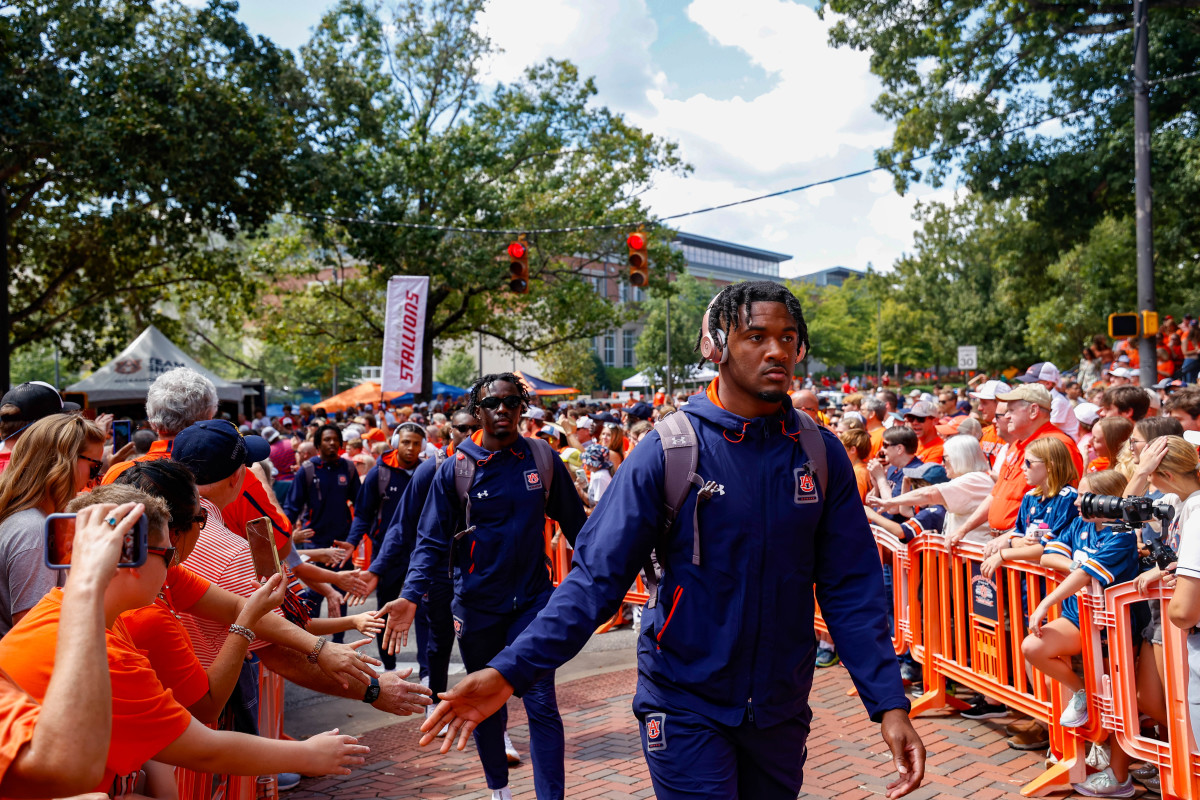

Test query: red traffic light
[627,233,646,250]
[627,231,649,287]
[507,239,530,294]
[507,241,527,259]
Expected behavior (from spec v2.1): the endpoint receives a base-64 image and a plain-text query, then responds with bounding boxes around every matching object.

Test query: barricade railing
[1096,579,1200,800]
[545,520,649,633]
[176,664,287,800]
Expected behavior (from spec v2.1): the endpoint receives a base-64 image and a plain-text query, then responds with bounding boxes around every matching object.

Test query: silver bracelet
[228,623,256,643]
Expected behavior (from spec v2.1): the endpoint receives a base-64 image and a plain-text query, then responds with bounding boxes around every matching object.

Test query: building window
[619,282,629,303]
[603,335,615,366]
[623,330,635,367]
[634,286,645,303]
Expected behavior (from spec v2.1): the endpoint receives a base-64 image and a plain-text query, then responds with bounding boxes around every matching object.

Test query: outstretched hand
[880,708,925,798]
[418,667,513,753]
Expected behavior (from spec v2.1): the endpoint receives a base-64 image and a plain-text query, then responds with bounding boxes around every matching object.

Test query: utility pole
[664,293,672,398]
[1,184,9,393]
[1133,0,1157,387]
[876,297,883,387]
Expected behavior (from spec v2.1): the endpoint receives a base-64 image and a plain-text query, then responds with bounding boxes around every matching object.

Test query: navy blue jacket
[371,454,442,584]
[283,456,361,548]
[401,435,586,615]
[488,394,909,728]
[347,452,416,549]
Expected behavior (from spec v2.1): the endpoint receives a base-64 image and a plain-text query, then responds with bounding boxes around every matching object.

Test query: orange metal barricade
[1097,580,1200,800]
[176,665,287,800]
[544,521,650,633]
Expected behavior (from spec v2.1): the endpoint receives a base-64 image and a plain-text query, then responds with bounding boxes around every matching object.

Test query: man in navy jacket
[384,374,586,800]
[417,282,926,800]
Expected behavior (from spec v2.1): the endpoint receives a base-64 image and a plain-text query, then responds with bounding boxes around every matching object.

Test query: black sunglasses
[478,396,523,411]
[79,453,103,481]
[453,424,480,433]
[147,546,177,568]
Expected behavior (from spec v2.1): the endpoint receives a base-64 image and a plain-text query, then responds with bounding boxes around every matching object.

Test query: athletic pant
[634,697,809,799]
[457,598,565,798]
[414,578,455,696]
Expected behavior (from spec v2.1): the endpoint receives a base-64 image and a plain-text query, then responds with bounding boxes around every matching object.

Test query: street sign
[957,346,978,371]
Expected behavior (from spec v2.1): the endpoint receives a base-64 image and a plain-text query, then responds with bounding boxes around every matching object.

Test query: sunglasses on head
[478,395,523,411]
[453,424,480,434]
[79,453,103,481]
[147,546,177,568]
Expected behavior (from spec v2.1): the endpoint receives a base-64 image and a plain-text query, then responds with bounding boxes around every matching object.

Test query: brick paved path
[291,665,1053,799]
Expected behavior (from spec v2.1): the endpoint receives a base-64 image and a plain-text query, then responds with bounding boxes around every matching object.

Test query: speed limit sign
[957,346,978,370]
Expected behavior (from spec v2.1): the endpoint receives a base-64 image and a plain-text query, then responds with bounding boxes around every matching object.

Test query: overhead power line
[288,69,1200,237]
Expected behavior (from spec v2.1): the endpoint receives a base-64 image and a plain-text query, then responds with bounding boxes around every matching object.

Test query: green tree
[536,337,603,396]
[436,348,477,389]
[634,273,710,388]
[1,0,306,387]
[281,0,689,396]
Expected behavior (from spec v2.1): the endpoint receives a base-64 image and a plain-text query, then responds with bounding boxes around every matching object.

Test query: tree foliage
[633,273,711,388]
[1,0,306,384]
[435,348,477,389]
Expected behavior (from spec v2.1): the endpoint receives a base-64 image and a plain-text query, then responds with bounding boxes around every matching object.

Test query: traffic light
[1108,312,1139,339]
[627,232,649,287]
[507,239,529,293]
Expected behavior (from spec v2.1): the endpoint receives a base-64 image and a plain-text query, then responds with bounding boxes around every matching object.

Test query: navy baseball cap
[902,462,948,484]
[625,402,653,421]
[172,419,270,485]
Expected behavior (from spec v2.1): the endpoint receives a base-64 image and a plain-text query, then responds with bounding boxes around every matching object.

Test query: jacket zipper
[656,585,684,645]
[746,429,768,721]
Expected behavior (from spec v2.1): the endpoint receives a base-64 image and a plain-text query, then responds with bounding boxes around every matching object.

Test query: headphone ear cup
[714,327,729,364]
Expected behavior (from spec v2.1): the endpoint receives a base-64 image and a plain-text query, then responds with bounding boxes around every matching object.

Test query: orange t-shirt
[101,439,172,484]
[0,590,192,793]
[1086,456,1111,474]
[868,426,885,461]
[853,462,871,502]
[980,424,1003,465]
[916,436,945,465]
[115,565,213,709]
[363,427,387,445]
[0,676,40,787]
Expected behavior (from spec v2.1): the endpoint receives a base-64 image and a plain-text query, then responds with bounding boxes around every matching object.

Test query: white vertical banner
[381,276,429,394]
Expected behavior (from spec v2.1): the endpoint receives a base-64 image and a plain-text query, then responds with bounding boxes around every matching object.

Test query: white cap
[1073,402,1100,426]
[969,380,1011,400]
[522,407,546,421]
[1184,430,1200,447]
[1145,387,1161,409]
[1019,362,1061,386]
[908,388,922,398]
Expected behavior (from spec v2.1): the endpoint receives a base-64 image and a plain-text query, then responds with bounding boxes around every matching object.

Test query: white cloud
[475,0,936,276]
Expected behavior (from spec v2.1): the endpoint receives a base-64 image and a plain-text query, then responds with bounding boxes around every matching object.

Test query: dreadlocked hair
[693,280,809,363]
[467,373,531,416]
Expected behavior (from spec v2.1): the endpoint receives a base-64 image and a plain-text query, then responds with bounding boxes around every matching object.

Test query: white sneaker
[1071,767,1135,797]
[1059,689,1089,728]
[490,788,513,800]
[503,730,520,764]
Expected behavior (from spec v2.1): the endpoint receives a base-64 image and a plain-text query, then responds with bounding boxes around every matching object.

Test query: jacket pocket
[656,585,684,647]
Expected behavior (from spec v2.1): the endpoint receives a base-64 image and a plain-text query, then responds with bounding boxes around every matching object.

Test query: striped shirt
[178,498,282,668]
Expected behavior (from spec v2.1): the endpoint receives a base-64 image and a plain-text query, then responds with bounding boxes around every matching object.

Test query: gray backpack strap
[435,447,447,466]
[524,437,556,499]
[302,460,318,503]
[645,411,703,608]
[794,412,828,498]
[377,454,392,499]
[449,454,477,579]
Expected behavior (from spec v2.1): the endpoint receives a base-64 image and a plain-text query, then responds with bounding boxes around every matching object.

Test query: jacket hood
[684,381,806,442]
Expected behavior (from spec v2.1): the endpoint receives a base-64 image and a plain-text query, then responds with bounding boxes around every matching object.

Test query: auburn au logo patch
[645,712,667,751]
[793,467,819,504]
[524,469,542,491]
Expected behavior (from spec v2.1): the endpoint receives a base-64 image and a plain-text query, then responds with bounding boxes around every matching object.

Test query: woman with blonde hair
[1089,416,1133,473]
[0,414,105,633]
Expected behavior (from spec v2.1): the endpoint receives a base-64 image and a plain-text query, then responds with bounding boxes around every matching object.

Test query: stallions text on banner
[381,276,429,394]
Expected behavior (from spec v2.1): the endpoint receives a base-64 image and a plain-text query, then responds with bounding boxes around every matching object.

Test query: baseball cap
[907,389,922,398]
[904,401,938,419]
[589,412,621,426]
[969,380,1011,400]
[535,423,567,447]
[1184,430,1200,448]
[172,420,270,485]
[625,402,653,421]
[1073,402,1100,427]
[996,384,1053,409]
[522,407,546,421]
[261,426,281,443]
[1017,362,1061,385]
[902,462,948,484]
[0,381,81,422]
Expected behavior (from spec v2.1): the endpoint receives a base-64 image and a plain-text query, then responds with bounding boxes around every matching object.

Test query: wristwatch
[362,675,381,704]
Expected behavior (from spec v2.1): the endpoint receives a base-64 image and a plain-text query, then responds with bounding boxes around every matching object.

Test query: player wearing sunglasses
[381,374,587,800]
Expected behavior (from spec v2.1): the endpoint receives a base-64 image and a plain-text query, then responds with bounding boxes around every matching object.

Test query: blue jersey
[488,394,908,729]
[1014,486,1079,545]
[899,505,945,543]
[371,454,442,583]
[346,453,416,549]
[283,456,361,548]
[1044,517,1138,626]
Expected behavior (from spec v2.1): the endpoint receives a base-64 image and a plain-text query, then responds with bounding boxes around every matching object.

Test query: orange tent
[315,382,402,414]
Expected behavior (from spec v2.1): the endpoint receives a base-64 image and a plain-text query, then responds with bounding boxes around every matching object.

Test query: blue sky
[231,0,950,277]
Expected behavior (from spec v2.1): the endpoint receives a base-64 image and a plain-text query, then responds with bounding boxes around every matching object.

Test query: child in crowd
[581,443,613,506]
[1022,470,1139,741]
[839,428,872,502]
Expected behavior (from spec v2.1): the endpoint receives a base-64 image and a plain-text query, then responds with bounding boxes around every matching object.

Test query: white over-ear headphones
[699,294,729,365]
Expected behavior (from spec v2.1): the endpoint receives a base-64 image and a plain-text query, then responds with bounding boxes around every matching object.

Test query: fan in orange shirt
[839,429,873,502]
[0,486,369,797]
[904,401,945,464]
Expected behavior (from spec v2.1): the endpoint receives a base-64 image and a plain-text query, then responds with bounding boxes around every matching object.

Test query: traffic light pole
[664,293,672,398]
[1134,0,1157,387]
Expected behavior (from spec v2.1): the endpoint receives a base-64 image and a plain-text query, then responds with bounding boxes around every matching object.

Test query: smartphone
[246,516,283,580]
[44,512,148,569]
[575,468,587,483]
[112,419,132,455]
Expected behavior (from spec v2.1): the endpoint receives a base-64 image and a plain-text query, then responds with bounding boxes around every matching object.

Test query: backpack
[643,409,828,608]
[447,437,558,576]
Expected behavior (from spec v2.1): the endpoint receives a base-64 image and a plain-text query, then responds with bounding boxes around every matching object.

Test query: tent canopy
[388,381,468,406]
[316,382,403,414]
[622,365,718,389]
[514,370,578,396]
[66,325,244,405]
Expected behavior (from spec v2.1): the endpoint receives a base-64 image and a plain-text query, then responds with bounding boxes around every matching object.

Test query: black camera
[1078,493,1175,530]
[1143,536,1179,571]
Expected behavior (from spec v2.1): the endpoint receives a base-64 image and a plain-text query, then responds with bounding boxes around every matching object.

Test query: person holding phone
[0,414,106,635]
[0,486,372,797]
[0,501,137,798]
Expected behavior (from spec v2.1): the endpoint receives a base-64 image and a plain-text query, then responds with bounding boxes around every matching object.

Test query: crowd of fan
[804,351,1200,798]
[2,339,1200,798]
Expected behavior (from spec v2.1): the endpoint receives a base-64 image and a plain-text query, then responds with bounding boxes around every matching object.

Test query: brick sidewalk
[290,665,1052,799]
